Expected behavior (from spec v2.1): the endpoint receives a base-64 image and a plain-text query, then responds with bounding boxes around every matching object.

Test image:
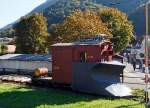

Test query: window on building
[80,52,87,62]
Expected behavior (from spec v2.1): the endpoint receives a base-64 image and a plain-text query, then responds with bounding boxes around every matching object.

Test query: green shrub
[0,44,8,55]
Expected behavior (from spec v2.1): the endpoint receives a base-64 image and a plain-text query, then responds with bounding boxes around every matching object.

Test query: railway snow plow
[51,36,132,97]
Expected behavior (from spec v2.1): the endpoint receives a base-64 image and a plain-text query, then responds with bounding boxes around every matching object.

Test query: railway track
[0,68,149,90]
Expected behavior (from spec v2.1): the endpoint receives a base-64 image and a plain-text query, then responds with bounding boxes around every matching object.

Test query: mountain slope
[44,0,149,36]
[129,3,150,36]
[30,0,58,13]
[95,0,147,14]
[0,0,149,37]
[42,0,105,26]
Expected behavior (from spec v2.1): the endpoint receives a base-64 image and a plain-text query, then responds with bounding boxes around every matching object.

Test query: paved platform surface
[123,63,150,89]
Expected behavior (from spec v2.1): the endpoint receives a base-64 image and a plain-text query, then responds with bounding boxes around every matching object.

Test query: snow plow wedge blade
[72,61,132,97]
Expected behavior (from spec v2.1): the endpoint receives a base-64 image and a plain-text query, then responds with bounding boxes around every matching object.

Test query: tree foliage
[100,8,134,52]
[51,9,134,53]
[15,13,49,54]
[52,10,111,42]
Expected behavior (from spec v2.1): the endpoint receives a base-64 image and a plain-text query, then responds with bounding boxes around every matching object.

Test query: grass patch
[132,89,145,102]
[0,83,144,108]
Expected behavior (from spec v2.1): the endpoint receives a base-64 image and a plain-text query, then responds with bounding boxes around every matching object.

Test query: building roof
[0,54,52,62]
[51,36,111,47]
[51,40,111,47]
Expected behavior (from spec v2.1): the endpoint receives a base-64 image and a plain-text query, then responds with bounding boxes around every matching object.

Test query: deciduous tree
[15,13,49,54]
[100,8,134,52]
[52,10,111,42]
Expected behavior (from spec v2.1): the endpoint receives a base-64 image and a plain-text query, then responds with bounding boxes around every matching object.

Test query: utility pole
[145,1,149,107]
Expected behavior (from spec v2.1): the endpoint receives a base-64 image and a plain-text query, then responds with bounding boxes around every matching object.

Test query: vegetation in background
[52,10,111,42]
[0,28,15,38]
[100,8,134,52]
[0,83,144,108]
[15,13,49,54]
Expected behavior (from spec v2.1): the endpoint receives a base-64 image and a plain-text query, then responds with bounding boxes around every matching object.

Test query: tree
[51,10,111,42]
[15,13,49,54]
[100,8,134,52]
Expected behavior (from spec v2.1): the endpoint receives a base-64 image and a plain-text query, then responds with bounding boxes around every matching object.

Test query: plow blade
[72,61,132,97]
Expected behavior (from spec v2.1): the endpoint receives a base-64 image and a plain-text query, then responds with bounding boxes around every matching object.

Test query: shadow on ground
[0,85,143,108]
[0,86,99,108]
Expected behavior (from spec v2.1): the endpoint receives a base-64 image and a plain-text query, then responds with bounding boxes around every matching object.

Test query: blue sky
[0,0,46,28]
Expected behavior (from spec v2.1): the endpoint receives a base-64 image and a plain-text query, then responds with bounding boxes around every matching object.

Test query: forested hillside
[42,0,105,26]
[95,0,147,14]
[129,3,150,36]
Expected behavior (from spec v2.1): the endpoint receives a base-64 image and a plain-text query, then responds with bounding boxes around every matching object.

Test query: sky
[0,0,46,28]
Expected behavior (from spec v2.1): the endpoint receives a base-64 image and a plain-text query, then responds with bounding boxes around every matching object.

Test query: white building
[0,37,14,44]
[0,54,52,75]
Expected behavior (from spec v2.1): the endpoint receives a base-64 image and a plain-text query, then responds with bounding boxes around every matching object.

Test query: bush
[0,44,8,55]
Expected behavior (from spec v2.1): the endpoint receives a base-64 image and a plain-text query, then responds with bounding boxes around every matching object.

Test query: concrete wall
[0,60,52,73]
